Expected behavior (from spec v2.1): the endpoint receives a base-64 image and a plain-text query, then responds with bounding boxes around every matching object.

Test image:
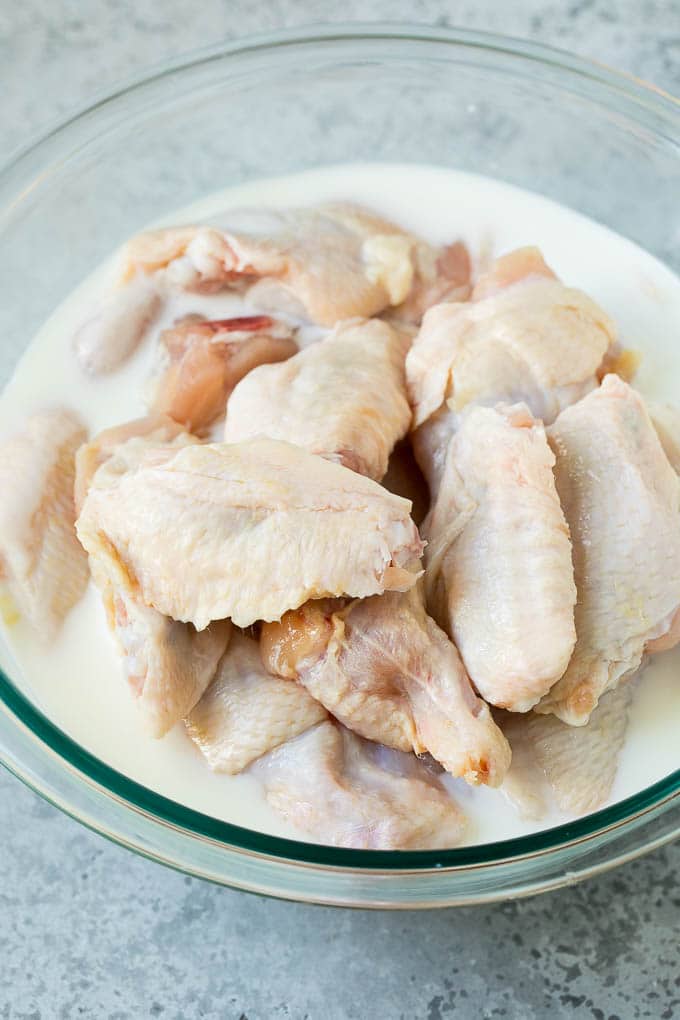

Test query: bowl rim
[1,22,679,876]
[2,21,679,175]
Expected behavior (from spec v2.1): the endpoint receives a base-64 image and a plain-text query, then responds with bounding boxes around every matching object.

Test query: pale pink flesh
[149,315,297,433]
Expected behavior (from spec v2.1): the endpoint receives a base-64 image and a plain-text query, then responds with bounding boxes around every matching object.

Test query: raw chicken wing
[224,318,411,480]
[0,409,89,637]
[73,276,161,375]
[537,375,680,724]
[108,578,231,738]
[74,413,196,513]
[117,203,470,326]
[499,683,632,817]
[186,632,327,773]
[393,239,471,323]
[648,400,680,474]
[261,587,511,787]
[424,404,576,712]
[148,314,298,433]
[406,247,616,492]
[76,438,424,630]
[78,417,227,736]
[252,720,467,849]
[494,711,548,821]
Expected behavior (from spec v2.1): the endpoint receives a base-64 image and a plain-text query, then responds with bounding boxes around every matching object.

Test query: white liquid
[2,162,680,847]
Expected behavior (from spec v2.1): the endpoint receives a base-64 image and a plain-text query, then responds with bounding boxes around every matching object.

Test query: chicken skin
[186,632,327,774]
[425,403,576,712]
[406,247,616,492]
[74,413,197,514]
[224,318,411,480]
[0,408,89,637]
[252,720,467,849]
[648,400,680,474]
[73,276,161,375]
[537,375,680,724]
[108,581,230,739]
[499,683,632,818]
[76,416,228,736]
[116,203,470,326]
[147,314,298,433]
[261,587,511,787]
[394,239,471,324]
[76,438,424,630]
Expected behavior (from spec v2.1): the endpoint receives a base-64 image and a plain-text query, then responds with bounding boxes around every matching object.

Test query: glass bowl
[1,24,679,908]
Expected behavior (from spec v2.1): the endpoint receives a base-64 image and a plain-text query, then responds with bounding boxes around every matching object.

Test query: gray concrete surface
[1,1,680,1017]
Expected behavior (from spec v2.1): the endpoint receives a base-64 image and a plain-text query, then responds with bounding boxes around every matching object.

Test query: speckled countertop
[2,3,680,1018]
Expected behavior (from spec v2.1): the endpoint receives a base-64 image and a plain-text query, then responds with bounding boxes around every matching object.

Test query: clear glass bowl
[1,25,679,908]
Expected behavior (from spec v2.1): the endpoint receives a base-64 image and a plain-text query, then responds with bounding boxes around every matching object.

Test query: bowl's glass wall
[1,28,679,904]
